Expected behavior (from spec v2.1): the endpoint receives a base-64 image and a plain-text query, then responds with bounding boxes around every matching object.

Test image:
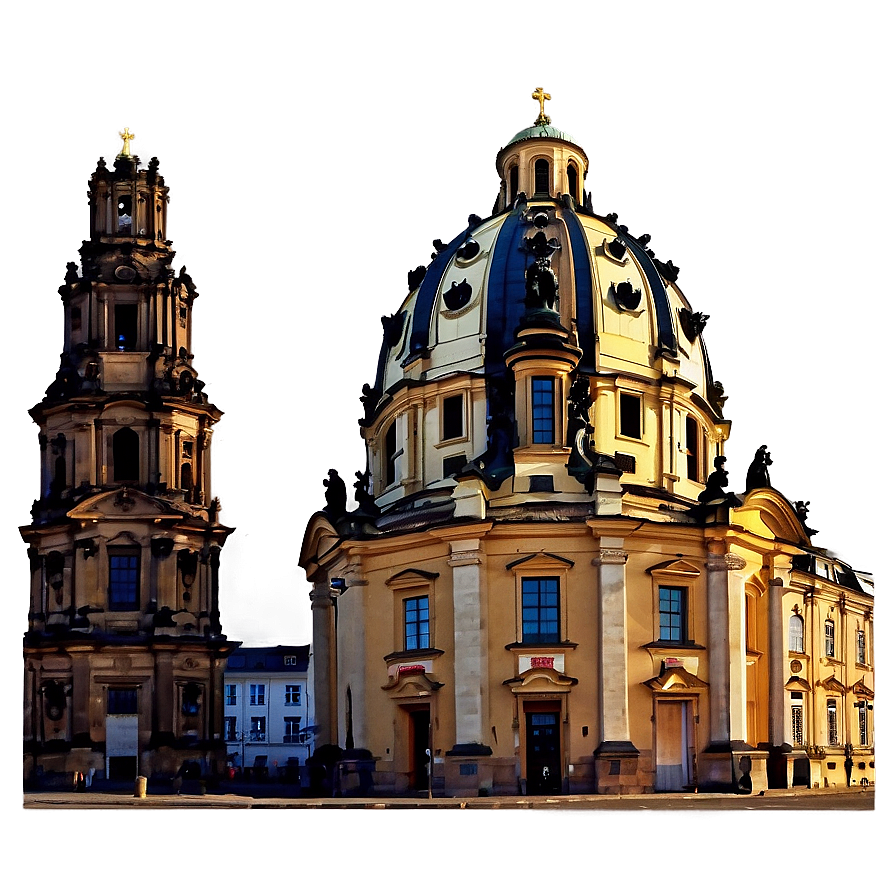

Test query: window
[284,716,303,743]
[789,615,804,653]
[112,427,139,481]
[108,551,140,610]
[114,304,138,351]
[858,702,869,746]
[532,377,555,444]
[567,163,578,199]
[442,394,464,441]
[791,700,804,746]
[181,683,200,716]
[285,685,302,706]
[619,393,641,439]
[659,586,687,642]
[385,421,398,486]
[521,577,560,644]
[824,620,835,657]
[249,717,266,742]
[404,597,430,650]
[117,195,133,233]
[685,416,700,481]
[250,684,265,706]
[107,687,138,715]
[827,699,838,745]
[534,159,550,194]
[224,716,237,741]
[509,164,519,203]
[857,630,866,665]
[225,684,237,706]
[284,655,297,666]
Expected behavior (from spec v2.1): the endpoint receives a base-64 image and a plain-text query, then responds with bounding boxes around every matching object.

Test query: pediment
[502,666,578,693]
[506,552,574,572]
[819,675,846,693]
[646,558,702,578]
[785,676,811,691]
[299,511,341,579]
[643,668,709,692]
[385,568,440,588]
[852,679,874,698]
[382,671,444,697]
[69,488,185,522]
[732,488,811,547]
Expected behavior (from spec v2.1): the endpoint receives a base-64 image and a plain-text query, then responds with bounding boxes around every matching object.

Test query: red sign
[398,664,425,675]
[530,656,554,668]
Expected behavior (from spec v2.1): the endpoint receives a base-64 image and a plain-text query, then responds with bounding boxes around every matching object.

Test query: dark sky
[3,1,890,879]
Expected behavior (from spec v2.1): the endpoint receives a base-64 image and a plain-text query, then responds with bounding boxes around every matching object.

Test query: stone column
[705,550,747,747]
[310,580,336,745]
[593,545,635,750]
[448,540,486,747]
[767,576,786,746]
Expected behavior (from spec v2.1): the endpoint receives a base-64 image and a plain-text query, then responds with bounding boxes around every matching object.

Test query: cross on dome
[118,127,135,159]
[532,87,551,125]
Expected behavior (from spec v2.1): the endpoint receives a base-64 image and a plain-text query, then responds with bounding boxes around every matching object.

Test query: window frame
[249,716,266,742]
[284,684,302,706]
[404,596,431,651]
[249,684,266,706]
[224,716,237,742]
[520,576,561,645]
[533,158,551,196]
[619,392,642,441]
[384,419,399,488]
[824,620,835,658]
[856,629,866,665]
[531,376,556,445]
[507,553,573,647]
[108,548,140,611]
[826,698,838,746]
[685,415,701,482]
[658,585,688,643]
[440,392,466,443]
[789,614,805,653]
[283,716,303,744]
[647,559,701,646]
[386,568,439,656]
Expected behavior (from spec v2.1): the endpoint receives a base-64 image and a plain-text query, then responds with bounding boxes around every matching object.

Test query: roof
[226,645,309,672]
[505,123,579,147]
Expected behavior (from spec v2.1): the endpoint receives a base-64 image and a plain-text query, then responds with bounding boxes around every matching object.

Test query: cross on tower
[118,127,135,159]
[532,87,551,125]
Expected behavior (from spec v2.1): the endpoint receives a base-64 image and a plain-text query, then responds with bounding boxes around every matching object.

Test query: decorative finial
[532,87,551,125]
[117,128,135,159]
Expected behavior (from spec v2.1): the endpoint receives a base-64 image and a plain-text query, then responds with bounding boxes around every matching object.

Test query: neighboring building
[300,93,875,796]
[223,646,313,777]
[22,133,238,785]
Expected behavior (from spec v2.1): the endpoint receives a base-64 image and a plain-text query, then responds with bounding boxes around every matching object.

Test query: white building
[223,646,313,780]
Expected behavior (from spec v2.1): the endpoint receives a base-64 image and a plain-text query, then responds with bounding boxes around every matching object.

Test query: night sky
[4,0,890,883]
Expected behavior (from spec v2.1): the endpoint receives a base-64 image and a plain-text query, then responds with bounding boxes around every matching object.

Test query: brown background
[0,2,894,894]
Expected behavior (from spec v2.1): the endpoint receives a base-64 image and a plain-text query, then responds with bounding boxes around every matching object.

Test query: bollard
[134,775,147,799]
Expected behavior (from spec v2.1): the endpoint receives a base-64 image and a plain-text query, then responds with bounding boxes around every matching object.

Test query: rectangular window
[858,703,868,746]
[442,394,464,441]
[404,597,430,650]
[827,700,838,745]
[284,655,296,666]
[114,304,138,351]
[685,416,699,481]
[108,551,140,611]
[250,716,266,742]
[225,684,237,706]
[107,687,138,715]
[521,577,560,644]
[619,393,641,439]
[284,716,303,743]
[824,621,835,658]
[857,630,866,665]
[284,685,302,706]
[224,716,237,741]
[659,586,687,642]
[532,377,555,444]
[791,704,804,746]
[250,684,265,706]
[385,421,398,486]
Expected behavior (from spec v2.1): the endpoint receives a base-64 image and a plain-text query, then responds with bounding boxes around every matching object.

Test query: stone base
[698,744,768,793]
[593,741,648,794]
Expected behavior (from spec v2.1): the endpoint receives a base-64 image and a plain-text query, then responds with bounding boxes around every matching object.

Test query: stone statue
[523,231,561,314]
[699,456,731,504]
[745,445,773,492]
[323,469,347,521]
[566,376,593,445]
[352,470,379,518]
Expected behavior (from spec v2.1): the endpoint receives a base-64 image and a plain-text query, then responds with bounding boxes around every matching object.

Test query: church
[22,132,238,785]
[300,91,875,795]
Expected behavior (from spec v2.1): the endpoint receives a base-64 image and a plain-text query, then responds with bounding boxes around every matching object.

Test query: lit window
[521,577,560,644]
[250,684,265,706]
[285,685,302,706]
[824,620,835,657]
[442,394,464,441]
[659,586,687,642]
[108,551,139,611]
[225,684,237,706]
[619,393,641,439]
[181,683,200,716]
[404,597,430,650]
[249,717,266,742]
[284,716,303,744]
[857,630,866,665]
[827,699,838,745]
[224,717,237,741]
[789,615,804,653]
[532,377,554,444]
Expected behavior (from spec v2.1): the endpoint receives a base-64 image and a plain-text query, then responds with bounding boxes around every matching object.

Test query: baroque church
[300,92,876,795]
[22,132,238,785]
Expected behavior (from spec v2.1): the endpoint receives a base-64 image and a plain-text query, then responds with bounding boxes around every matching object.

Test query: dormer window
[534,159,550,195]
[117,195,133,234]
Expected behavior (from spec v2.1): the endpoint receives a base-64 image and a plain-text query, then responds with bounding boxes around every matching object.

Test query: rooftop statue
[745,445,773,493]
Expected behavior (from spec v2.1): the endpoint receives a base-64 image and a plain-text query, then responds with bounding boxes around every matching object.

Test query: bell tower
[22,131,238,787]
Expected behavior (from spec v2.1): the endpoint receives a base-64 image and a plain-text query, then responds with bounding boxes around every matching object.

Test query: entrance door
[409,709,431,791]
[526,711,561,795]
[106,687,139,780]
[655,700,694,792]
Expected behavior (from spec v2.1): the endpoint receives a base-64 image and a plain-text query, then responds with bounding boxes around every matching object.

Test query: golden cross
[118,127,135,158]
[532,87,551,124]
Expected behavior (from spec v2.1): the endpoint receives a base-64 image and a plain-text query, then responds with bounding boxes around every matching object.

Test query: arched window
[384,421,398,487]
[180,462,193,494]
[534,159,550,195]
[567,163,578,199]
[509,164,519,204]
[685,415,700,481]
[789,615,804,653]
[112,427,139,481]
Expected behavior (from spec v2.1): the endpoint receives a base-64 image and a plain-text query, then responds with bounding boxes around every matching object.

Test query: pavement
[23,784,875,810]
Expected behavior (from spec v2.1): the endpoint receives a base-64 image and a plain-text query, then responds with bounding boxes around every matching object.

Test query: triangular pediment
[68,488,186,522]
[385,568,440,588]
[820,675,846,693]
[506,552,574,572]
[852,679,874,698]
[785,676,811,691]
[646,558,702,578]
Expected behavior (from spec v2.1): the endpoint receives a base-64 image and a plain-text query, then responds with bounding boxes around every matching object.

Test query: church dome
[358,93,729,517]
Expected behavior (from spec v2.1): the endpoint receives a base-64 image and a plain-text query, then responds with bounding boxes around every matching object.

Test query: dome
[358,107,729,518]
